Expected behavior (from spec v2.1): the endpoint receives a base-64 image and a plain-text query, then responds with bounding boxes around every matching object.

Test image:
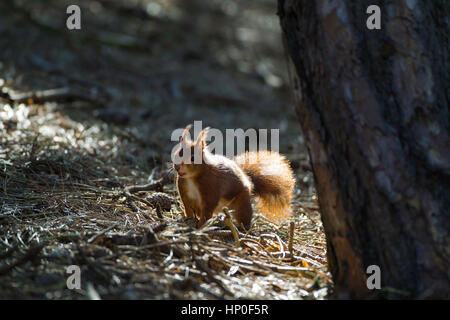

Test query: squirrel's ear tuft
[180,124,192,142]
[196,127,210,148]
[202,127,211,138]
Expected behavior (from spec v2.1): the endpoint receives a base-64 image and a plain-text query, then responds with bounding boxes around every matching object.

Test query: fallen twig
[88,223,119,244]
[124,173,173,194]
[222,208,241,247]
[5,87,106,107]
[289,220,295,257]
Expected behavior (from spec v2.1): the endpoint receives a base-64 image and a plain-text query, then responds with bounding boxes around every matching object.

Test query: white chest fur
[185,179,201,203]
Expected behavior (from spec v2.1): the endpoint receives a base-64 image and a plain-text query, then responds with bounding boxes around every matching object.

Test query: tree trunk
[278,0,449,298]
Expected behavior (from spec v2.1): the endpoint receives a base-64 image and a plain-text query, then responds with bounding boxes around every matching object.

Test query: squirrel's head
[173,125,210,178]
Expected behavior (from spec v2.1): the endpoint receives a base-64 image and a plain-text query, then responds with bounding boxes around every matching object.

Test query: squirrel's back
[234,150,295,223]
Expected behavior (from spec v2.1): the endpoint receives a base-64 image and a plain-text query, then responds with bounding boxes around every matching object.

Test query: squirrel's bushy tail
[235,151,295,223]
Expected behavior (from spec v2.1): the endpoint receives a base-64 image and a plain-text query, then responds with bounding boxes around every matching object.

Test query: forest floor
[0,0,332,299]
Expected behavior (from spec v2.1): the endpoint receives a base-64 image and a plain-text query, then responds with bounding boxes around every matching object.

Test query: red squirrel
[173,125,295,230]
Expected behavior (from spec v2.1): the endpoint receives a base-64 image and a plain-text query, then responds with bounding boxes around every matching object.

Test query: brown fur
[173,125,295,229]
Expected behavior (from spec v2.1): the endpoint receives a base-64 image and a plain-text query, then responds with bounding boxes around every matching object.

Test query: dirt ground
[0,0,331,299]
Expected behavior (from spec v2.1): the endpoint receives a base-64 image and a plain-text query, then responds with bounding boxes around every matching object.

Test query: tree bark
[278,0,449,298]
